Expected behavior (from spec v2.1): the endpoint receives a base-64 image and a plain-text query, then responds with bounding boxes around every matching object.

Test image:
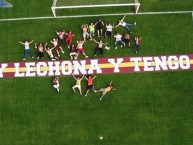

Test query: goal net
[51,0,140,17]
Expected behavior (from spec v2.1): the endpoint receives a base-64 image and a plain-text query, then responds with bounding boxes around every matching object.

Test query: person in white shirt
[114,33,125,49]
[45,46,58,60]
[50,38,64,57]
[115,15,136,33]
[53,77,60,92]
[19,40,34,60]
[105,23,114,38]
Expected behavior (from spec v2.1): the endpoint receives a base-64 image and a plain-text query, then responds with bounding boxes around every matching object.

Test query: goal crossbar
[51,0,140,17]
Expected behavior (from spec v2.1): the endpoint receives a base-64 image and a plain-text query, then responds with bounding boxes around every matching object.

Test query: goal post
[51,0,140,17]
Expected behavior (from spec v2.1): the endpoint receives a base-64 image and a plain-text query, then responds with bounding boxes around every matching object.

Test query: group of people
[53,75,116,100]
[19,15,142,60]
[18,15,142,100]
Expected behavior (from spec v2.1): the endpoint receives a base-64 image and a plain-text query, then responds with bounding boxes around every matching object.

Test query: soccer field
[0,1,193,145]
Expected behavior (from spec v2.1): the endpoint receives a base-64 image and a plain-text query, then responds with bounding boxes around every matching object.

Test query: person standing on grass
[50,38,64,57]
[66,31,74,48]
[35,43,46,59]
[53,77,60,92]
[81,24,90,41]
[93,39,107,57]
[134,36,142,54]
[114,33,125,49]
[95,19,104,37]
[94,81,116,100]
[55,30,66,46]
[72,75,85,95]
[76,40,88,59]
[85,75,96,97]
[115,15,136,33]
[19,40,34,60]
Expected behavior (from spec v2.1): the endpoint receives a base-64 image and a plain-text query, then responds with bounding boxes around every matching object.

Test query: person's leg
[23,50,27,60]
[125,22,136,33]
[97,30,100,37]
[72,85,76,93]
[85,89,89,96]
[60,46,64,53]
[105,31,107,38]
[121,41,125,48]
[94,47,98,56]
[57,87,59,92]
[61,39,65,46]
[83,33,86,41]
[83,51,88,58]
[100,91,107,100]
[115,41,118,49]
[99,49,103,57]
[56,50,60,57]
[78,86,82,95]
[28,49,34,58]
[100,29,103,36]
[89,32,93,40]
[125,24,131,33]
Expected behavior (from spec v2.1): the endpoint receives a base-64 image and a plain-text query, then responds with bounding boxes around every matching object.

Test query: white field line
[0,11,192,21]
[192,12,193,21]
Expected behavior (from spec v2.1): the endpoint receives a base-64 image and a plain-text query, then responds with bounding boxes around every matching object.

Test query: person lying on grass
[94,81,116,100]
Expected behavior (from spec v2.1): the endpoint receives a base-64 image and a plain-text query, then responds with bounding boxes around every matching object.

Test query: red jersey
[88,78,93,85]
[67,32,74,40]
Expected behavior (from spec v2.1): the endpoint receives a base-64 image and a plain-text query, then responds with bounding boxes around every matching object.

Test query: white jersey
[119,21,126,27]
[106,25,113,32]
[115,34,122,41]
[52,41,58,46]
[24,42,30,50]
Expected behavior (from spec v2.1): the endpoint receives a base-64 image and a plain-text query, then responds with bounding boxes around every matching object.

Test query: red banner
[0,54,193,78]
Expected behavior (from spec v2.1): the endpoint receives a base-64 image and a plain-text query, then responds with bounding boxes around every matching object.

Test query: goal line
[0,11,192,22]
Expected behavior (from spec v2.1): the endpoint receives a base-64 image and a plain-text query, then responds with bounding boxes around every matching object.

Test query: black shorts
[106,31,112,37]
[123,38,130,44]
[96,23,103,30]
[87,85,94,90]
[38,52,44,58]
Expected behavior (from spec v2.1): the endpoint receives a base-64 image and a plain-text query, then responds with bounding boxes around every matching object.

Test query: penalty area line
[0,11,193,22]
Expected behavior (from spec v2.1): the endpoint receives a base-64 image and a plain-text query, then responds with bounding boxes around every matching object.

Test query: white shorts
[53,84,59,88]
[73,85,81,90]
[83,32,89,38]
[70,52,77,56]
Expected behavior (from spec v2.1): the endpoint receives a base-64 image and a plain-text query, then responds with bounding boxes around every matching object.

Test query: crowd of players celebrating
[19,15,142,100]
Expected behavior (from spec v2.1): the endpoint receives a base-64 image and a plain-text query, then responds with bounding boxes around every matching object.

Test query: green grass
[0,0,193,145]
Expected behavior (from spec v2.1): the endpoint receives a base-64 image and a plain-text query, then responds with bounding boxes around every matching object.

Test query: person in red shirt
[84,75,96,97]
[66,31,74,48]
